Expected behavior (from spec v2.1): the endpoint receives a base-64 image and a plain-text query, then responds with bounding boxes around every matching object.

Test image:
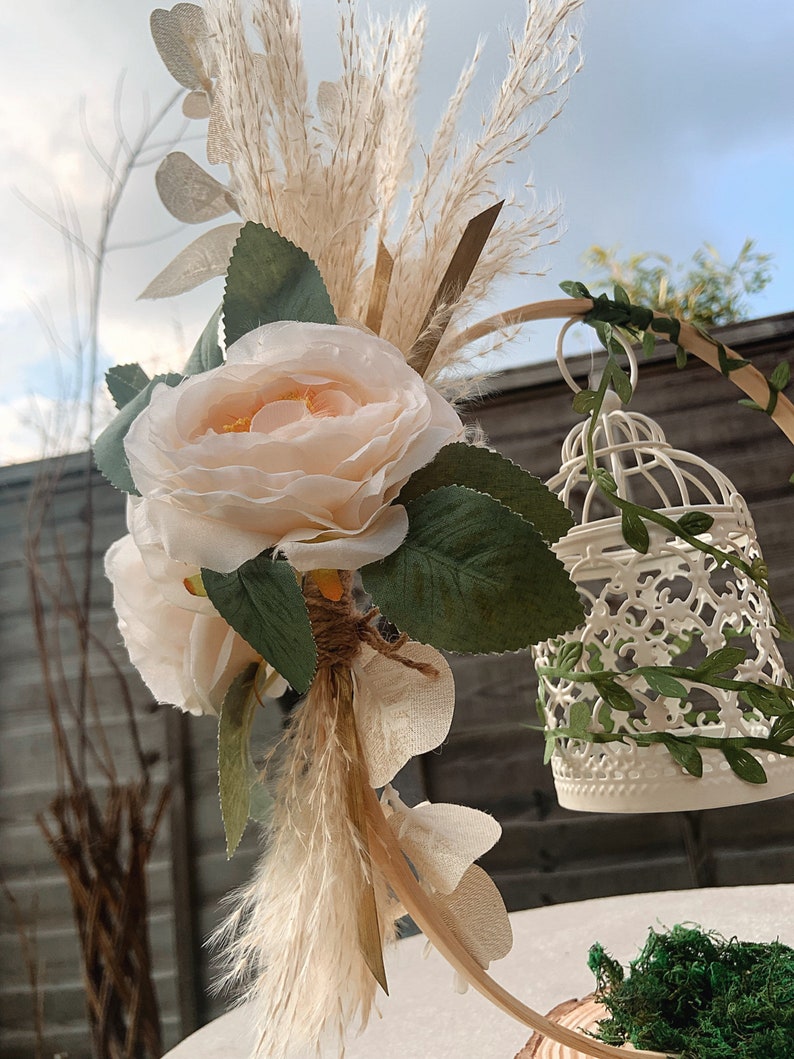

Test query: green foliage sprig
[540,282,794,783]
[536,641,794,783]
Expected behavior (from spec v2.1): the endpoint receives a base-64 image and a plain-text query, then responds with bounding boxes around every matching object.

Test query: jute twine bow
[303,571,439,678]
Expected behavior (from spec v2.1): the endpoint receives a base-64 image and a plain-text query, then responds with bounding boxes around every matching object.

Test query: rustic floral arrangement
[94,2,794,1058]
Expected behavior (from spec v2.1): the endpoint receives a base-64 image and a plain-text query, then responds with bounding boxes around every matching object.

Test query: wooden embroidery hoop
[394,298,794,1059]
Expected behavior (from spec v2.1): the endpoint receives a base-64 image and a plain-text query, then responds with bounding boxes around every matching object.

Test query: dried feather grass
[196,0,583,365]
[213,669,398,1059]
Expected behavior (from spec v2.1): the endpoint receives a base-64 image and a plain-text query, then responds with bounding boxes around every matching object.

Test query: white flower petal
[431,864,513,969]
[355,643,454,787]
[386,793,501,895]
[124,321,463,572]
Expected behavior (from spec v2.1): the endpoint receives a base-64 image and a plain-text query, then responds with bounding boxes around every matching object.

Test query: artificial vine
[538,283,794,783]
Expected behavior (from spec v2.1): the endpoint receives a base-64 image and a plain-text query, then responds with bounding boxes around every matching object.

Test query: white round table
[165,885,794,1059]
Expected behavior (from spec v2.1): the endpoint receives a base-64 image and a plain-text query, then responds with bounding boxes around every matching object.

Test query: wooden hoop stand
[376,299,794,1059]
[451,298,794,446]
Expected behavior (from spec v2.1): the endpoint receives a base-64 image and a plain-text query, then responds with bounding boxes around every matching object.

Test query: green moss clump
[588,925,794,1058]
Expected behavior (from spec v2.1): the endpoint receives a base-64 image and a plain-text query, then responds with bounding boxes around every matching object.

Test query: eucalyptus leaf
[150,3,210,89]
[184,305,224,375]
[203,554,316,694]
[140,223,243,300]
[723,746,767,784]
[361,485,583,654]
[105,363,151,410]
[223,222,336,347]
[156,151,236,224]
[398,443,574,545]
[543,732,556,765]
[93,373,185,494]
[661,736,703,778]
[621,509,649,553]
[218,664,273,857]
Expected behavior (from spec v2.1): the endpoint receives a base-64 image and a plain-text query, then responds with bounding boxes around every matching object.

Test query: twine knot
[303,571,439,678]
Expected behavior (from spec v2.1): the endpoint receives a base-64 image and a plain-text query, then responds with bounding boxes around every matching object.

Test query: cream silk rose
[124,321,464,573]
[105,518,286,715]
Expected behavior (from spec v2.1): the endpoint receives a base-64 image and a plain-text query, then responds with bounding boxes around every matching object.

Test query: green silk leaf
[218,664,274,858]
[399,443,575,544]
[184,304,224,375]
[723,746,767,784]
[662,735,704,778]
[223,222,336,347]
[361,485,583,654]
[93,372,185,494]
[105,363,151,410]
[203,554,316,694]
[621,509,650,554]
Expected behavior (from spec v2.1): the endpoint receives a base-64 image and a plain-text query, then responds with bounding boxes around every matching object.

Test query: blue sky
[2,0,793,462]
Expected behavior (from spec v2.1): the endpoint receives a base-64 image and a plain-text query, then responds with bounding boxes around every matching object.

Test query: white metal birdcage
[533,323,794,813]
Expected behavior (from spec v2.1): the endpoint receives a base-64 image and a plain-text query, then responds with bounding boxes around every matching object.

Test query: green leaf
[569,700,592,737]
[597,701,615,733]
[738,398,763,411]
[203,554,316,693]
[597,679,636,713]
[593,467,618,494]
[184,305,224,375]
[218,664,274,857]
[642,669,688,699]
[613,284,630,308]
[556,640,584,673]
[661,736,703,778]
[695,646,747,677]
[543,731,556,765]
[608,361,633,404]
[361,485,583,654]
[621,509,649,553]
[93,372,185,494]
[770,713,794,744]
[105,363,151,409]
[223,222,336,347]
[559,280,592,299]
[717,343,751,375]
[770,361,791,392]
[398,443,575,545]
[723,746,767,784]
[641,330,657,359]
[675,345,688,369]
[676,510,714,536]
[572,388,600,415]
